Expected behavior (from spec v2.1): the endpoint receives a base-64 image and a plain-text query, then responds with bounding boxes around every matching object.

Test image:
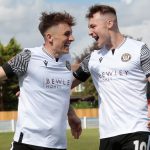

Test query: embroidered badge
[121,53,131,62]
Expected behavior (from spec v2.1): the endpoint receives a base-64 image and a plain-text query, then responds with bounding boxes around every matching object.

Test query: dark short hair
[86,4,116,18]
[38,11,75,36]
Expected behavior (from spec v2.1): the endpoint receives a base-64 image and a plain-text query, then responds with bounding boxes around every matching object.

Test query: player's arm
[147,78,150,128]
[0,49,31,81]
[72,54,91,89]
[0,67,7,81]
[141,44,150,128]
[68,54,91,138]
[67,106,82,139]
[147,82,150,118]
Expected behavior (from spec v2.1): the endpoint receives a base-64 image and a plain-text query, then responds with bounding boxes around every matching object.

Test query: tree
[0,38,22,111]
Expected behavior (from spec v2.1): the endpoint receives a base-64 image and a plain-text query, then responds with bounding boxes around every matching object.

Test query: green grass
[67,128,99,150]
[0,129,99,150]
[0,132,14,150]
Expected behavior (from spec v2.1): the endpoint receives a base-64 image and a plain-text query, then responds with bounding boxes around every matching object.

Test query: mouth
[93,35,99,41]
[64,43,70,48]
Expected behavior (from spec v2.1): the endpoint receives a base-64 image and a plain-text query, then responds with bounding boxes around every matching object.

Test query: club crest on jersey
[121,53,131,62]
[99,57,103,63]
[43,60,48,67]
[65,61,71,71]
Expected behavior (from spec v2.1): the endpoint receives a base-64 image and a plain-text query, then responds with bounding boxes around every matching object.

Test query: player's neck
[43,44,60,59]
[106,33,125,50]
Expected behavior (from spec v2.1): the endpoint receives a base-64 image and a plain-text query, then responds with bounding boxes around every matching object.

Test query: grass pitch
[0,128,99,150]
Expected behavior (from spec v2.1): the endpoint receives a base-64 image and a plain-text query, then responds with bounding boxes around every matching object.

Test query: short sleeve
[73,54,91,82]
[2,49,31,78]
[140,44,150,78]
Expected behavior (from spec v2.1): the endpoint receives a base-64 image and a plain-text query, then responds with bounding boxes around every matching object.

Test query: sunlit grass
[0,129,99,150]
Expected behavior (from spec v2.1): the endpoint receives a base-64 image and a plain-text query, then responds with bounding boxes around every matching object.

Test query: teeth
[65,44,70,46]
[64,44,70,47]
[95,36,99,41]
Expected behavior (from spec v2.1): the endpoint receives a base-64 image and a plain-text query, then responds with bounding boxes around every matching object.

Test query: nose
[69,34,75,42]
[88,28,93,36]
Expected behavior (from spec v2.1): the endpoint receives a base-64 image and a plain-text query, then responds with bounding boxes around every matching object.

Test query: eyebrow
[64,30,72,35]
[88,24,95,28]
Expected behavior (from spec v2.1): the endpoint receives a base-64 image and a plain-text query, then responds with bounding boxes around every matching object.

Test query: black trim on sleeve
[147,82,150,99]
[7,49,31,77]
[73,66,90,82]
[147,94,150,99]
[146,73,150,78]
[2,63,16,78]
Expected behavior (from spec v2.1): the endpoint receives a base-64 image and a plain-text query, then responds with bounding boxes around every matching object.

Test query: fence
[0,109,98,120]
[0,109,99,132]
[0,117,99,132]
[0,120,16,132]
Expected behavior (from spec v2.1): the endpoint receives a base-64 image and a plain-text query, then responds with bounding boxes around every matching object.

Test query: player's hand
[147,102,150,129]
[16,91,20,97]
[148,120,150,129]
[68,112,82,139]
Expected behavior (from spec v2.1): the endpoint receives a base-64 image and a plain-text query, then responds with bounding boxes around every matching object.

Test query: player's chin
[96,43,103,49]
[97,40,105,48]
[63,48,70,54]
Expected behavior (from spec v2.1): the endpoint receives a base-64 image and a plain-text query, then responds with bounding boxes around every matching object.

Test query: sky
[0,0,150,58]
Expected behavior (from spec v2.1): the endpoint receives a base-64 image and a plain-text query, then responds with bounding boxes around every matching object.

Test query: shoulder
[60,53,72,63]
[23,46,42,54]
[126,38,145,48]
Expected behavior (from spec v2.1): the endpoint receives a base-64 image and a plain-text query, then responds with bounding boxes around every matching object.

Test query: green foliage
[83,77,98,100]
[0,38,22,110]
[71,77,97,100]
[72,42,99,108]
[71,78,98,108]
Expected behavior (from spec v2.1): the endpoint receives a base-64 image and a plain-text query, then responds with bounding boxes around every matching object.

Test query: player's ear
[107,19,114,29]
[44,32,54,43]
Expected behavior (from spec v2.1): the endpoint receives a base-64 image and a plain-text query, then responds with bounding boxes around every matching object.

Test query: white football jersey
[74,38,150,139]
[3,46,73,148]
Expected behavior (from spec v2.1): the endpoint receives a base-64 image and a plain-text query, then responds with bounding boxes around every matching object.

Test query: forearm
[148,99,150,105]
[0,67,7,82]
[148,99,150,118]
[67,105,82,139]
[71,78,82,89]
[68,105,76,118]
[147,78,150,117]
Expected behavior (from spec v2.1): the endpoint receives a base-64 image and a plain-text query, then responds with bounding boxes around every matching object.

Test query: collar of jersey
[42,46,55,60]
